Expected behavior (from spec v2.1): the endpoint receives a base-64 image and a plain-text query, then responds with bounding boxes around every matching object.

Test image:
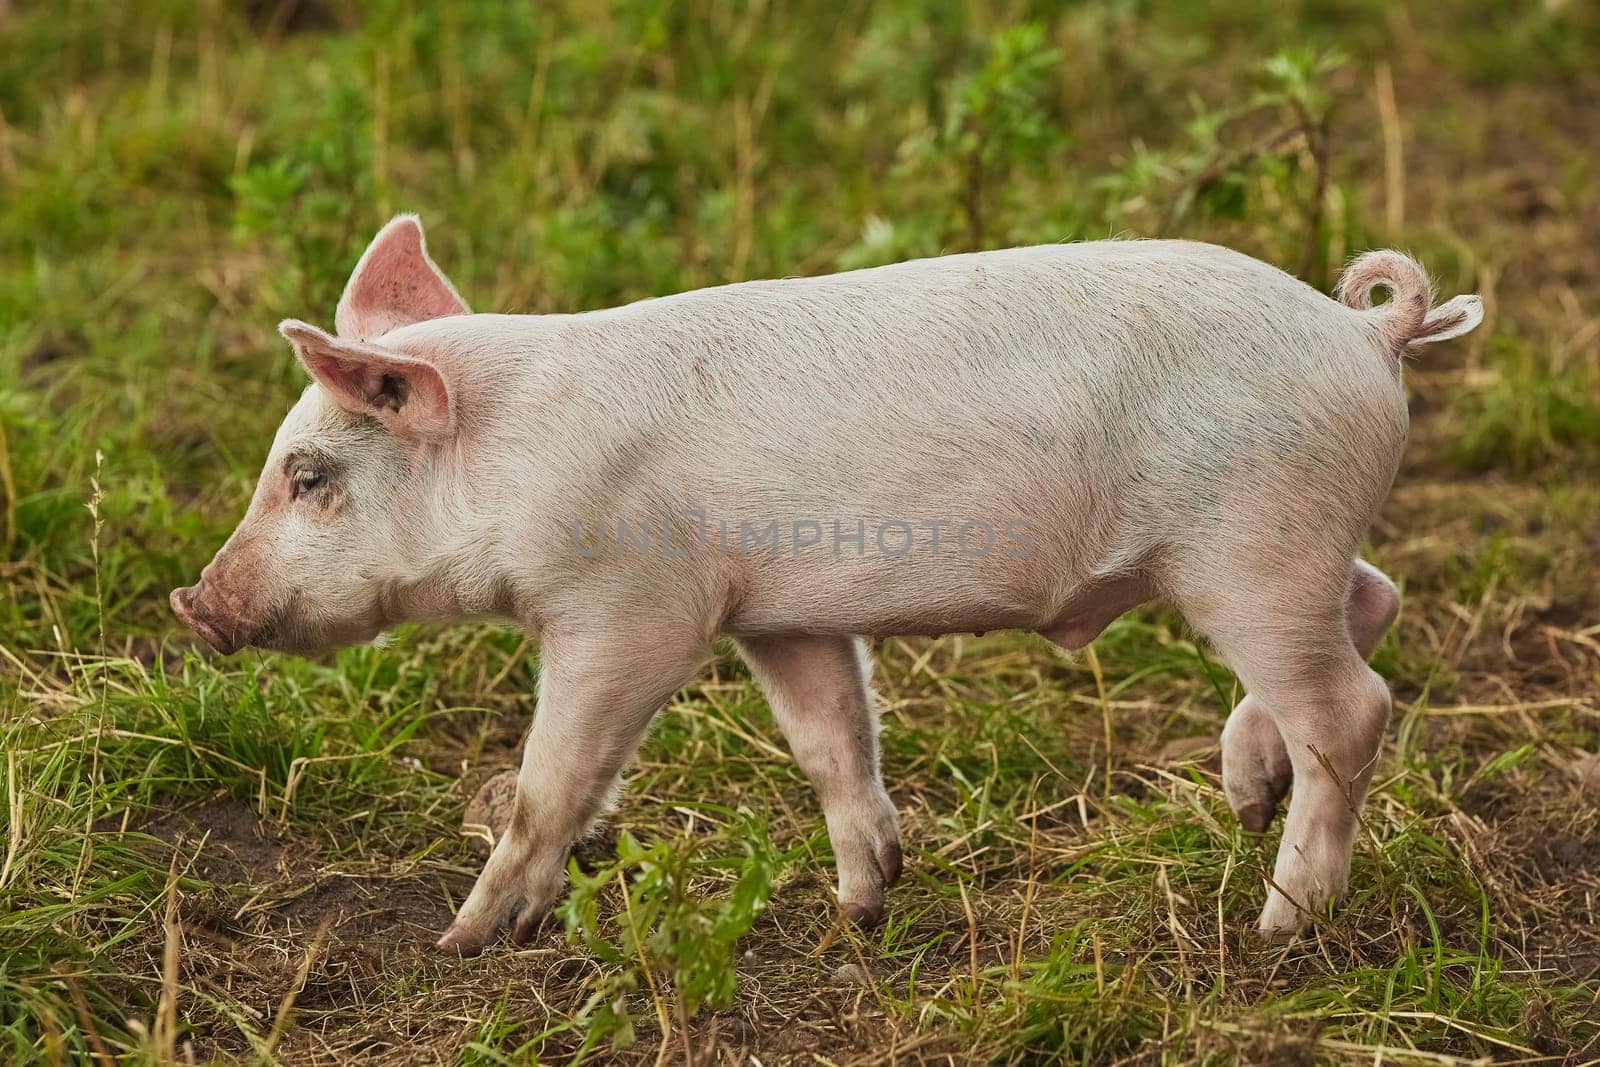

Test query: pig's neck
[379,451,523,627]
[379,542,519,628]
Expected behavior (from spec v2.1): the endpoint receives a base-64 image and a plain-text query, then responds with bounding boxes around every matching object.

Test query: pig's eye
[290,469,328,500]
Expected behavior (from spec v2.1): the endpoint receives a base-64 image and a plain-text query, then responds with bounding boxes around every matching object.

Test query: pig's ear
[279,320,455,438]
[334,214,470,341]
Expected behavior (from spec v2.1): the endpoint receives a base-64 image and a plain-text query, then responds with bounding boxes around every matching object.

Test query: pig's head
[170,215,478,655]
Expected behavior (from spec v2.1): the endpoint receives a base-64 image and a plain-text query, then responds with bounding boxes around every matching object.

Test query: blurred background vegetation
[2,1,1599,1063]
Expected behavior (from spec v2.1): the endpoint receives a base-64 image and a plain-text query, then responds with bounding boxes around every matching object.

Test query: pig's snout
[170,583,245,656]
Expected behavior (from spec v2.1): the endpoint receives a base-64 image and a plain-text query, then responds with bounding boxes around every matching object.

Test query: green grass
[4,0,1600,1063]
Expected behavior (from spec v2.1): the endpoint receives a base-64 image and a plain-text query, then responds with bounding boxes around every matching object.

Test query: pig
[170,216,1483,954]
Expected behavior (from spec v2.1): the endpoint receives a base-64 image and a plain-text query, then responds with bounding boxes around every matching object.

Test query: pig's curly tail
[1336,250,1484,352]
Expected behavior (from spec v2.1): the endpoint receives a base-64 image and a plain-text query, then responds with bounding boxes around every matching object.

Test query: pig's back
[569,237,1404,492]
[575,239,1396,423]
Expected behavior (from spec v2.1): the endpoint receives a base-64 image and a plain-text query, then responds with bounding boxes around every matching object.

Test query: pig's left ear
[280,320,456,438]
[335,214,470,341]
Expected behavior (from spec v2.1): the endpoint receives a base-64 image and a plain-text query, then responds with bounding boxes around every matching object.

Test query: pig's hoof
[1255,889,1322,944]
[437,921,494,957]
[438,895,553,955]
[510,903,552,946]
[833,794,901,928]
[1225,776,1290,834]
[1235,802,1276,835]
[841,900,885,927]
[1255,917,1308,946]
[1221,698,1293,832]
[877,836,903,886]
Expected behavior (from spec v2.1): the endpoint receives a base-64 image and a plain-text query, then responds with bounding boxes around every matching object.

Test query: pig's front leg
[736,635,902,924]
[437,627,708,955]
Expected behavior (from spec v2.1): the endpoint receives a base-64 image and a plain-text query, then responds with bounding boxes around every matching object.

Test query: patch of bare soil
[127,796,474,1061]
[1456,771,1600,984]
[145,796,285,884]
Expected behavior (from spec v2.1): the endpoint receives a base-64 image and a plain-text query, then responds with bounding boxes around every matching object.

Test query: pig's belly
[717,527,1146,644]
[726,581,1048,639]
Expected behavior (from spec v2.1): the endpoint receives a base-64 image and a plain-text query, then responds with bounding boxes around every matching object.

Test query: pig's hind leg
[1221,559,1399,832]
[438,625,709,955]
[737,635,902,925]
[1171,554,1394,942]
